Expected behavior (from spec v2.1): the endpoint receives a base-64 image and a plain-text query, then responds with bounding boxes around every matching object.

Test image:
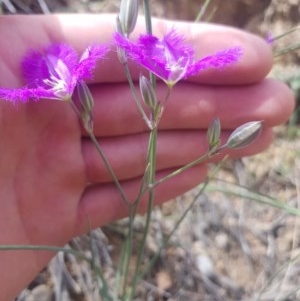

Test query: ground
[4,1,300,300]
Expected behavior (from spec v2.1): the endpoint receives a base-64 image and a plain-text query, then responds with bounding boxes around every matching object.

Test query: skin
[0,15,294,300]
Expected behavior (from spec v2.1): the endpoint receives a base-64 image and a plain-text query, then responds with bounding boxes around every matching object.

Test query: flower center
[43,54,73,100]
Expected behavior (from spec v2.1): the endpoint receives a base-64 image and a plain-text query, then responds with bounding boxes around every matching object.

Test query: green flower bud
[139,75,157,110]
[226,121,263,149]
[76,80,94,133]
[115,15,124,35]
[207,117,221,151]
[152,102,163,125]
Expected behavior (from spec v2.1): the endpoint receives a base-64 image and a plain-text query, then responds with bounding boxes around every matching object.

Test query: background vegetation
[4,0,300,300]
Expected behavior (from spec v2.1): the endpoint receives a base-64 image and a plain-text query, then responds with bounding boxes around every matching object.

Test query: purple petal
[187,47,243,77]
[0,42,109,103]
[114,32,160,75]
[75,45,109,80]
[115,30,243,84]
[114,32,139,59]
[22,43,78,88]
[0,86,57,103]
[114,31,195,80]
[156,29,195,60]
[46,43,78,73]
[134,30,194,64]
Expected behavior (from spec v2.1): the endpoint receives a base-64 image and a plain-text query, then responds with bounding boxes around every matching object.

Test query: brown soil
[6,1,300,300]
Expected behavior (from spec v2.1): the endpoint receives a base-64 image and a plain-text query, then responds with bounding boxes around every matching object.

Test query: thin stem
[129,127,157,300]
[119,167,150,299]
[255,254,300,301]
[0,244,113,299]
[0,244,82,255]
[194,0,213,22]
[115,240,126,300]
[121,203,138,299]
[119,3,156,295]
[132,163,151,207]
[89,235,113,301]
[88,132,129,205]
[151,144,226,189]
[143,0,156,86]
[274,42,300,57]
[122,63,152,129]
[164,85,171,102]
[140,162,223,279]
[70,99,129,205]
[271,26,300,42]
[151,86,172,130]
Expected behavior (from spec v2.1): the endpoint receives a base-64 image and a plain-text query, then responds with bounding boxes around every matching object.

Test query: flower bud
[119,0,139,36]
[207,117,221,151]
[139,75,157,109]
[76,80,94,133]
[115,16,128,64]
[152,102,163,125]
[115,15,125,36]
[226,121,262,149]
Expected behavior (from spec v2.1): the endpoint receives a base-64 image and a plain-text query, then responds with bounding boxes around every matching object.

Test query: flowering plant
[0,1,263,300]
[114,29,242,86]
[0,43,108,103]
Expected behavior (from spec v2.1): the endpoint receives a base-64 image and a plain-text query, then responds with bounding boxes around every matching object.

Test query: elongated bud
[119,0,139,36]
[152,102,163,125]
[76,80,94,133]
[116,15,124,36]
[139,75,162,127]
[226,121,263,149]
[207,117,221,151]
[115,16,128,64]
[139,75,157,109]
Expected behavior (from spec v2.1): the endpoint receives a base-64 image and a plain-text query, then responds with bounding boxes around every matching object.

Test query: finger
[87,78,294,136]
[82,127,273,184]
[2,15,271,85]
[75,164,208,233]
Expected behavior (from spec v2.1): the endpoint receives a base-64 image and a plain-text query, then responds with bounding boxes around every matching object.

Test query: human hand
[0,15,294,300]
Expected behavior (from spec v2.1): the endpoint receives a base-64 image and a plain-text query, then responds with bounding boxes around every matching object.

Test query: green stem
[0,244,113,299]
[0,244,82,255]
[151,144,226,189]
[143,0,156,86]
[151,86,172,133]
[129,127,157,300]
[140,162,223,279]
[122,63,152,129]
[271,26,300,42]
[69,99,128,204]
[274,42,300,57]
[121,203,138,300]
[88,132,129,205]
[119,167,150,299]
[194,0,212,22]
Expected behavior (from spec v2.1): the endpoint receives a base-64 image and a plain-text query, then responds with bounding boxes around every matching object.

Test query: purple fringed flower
[0,43,108,103]
[114,30,242,86]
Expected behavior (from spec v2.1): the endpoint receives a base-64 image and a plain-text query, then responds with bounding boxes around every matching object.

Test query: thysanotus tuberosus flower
[114,29,242,87]
[0,43,108,103]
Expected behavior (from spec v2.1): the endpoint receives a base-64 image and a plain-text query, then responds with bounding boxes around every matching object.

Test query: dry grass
[5,0,300,300]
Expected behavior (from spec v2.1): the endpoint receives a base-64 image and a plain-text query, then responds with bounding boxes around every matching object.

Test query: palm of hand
[0,100,86,248]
